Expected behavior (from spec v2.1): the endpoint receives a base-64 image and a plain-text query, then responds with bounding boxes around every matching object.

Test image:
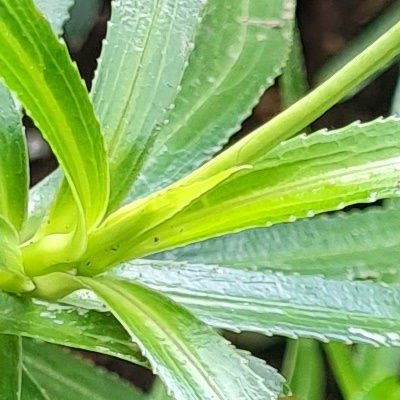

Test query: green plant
[1,0,400,398]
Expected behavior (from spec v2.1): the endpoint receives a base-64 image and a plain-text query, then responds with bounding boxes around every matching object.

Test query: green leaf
[0,334,22,400]
[0,85,28,231]
[22,340,144,400]
[126,0,296,201]
[90,259,400,347]
[0,290,146,367]
[88,118,400,261]
[283,340,324,400]
[91,0,206,211]
[25,0,296,225]
[34,0,75,35]
[159,205,400,279]
[0,0,109,231]
[77,276,285,400]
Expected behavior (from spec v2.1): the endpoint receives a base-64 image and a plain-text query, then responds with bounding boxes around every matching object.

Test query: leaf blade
[79,276,285,400]
[22,340,145,400]
[0,0,109,229]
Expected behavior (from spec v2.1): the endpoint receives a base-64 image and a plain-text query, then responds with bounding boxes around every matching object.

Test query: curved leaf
[22,340,144,400]
[78,276,285,400]
[91,259,400,347]
[0,291,146,367]
[0,0,109,231]
[0,85,27,231]
[0,334,22,400]
[127,0,296,201]
[91,0,206,210]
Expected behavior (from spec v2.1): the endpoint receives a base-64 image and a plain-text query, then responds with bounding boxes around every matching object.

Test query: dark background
[28,1,400,398]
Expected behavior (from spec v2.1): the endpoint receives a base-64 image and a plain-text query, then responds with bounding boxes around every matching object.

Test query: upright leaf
[0,334,22,400]
[22,340,144,400]
[127,0,296,201]
[0,0,109,231]
[78,276,285,400]
[91,0,206,210]
[0,85,27,231]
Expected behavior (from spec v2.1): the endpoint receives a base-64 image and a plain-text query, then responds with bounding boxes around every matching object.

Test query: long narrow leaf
[86,259,400,347]
[0,0,109,230]
[78,276,285,400]
[127,0,296,202]
[0,291,146,367]
[0,334,22,400]
[91,0,206,210]
[158,205,400,279]
[22,340,144,400]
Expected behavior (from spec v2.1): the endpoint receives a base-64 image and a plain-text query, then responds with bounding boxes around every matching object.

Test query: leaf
[127,0,296,201]
[34,0,75,35]
[86,259,400,347]
[0,0,109,231]
[0,85,28,231]
[77,276,285,400]
[158,205,400,280]
[0,290,146,367]
[0,334,22,400]
[87,118,400,260]
[25,0,296,226]
[22,340,144,400]
[283,340,324,400]
[91,0,206,211]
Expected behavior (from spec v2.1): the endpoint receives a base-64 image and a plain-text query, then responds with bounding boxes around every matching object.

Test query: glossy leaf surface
[92,259,400,347]
[22,340,144,400]
[0,0,108,229]
[91,0,206,210]
[0,291,146,366]
[79,276,285,400]
[159,205,400,279]
[128,0,295,201]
